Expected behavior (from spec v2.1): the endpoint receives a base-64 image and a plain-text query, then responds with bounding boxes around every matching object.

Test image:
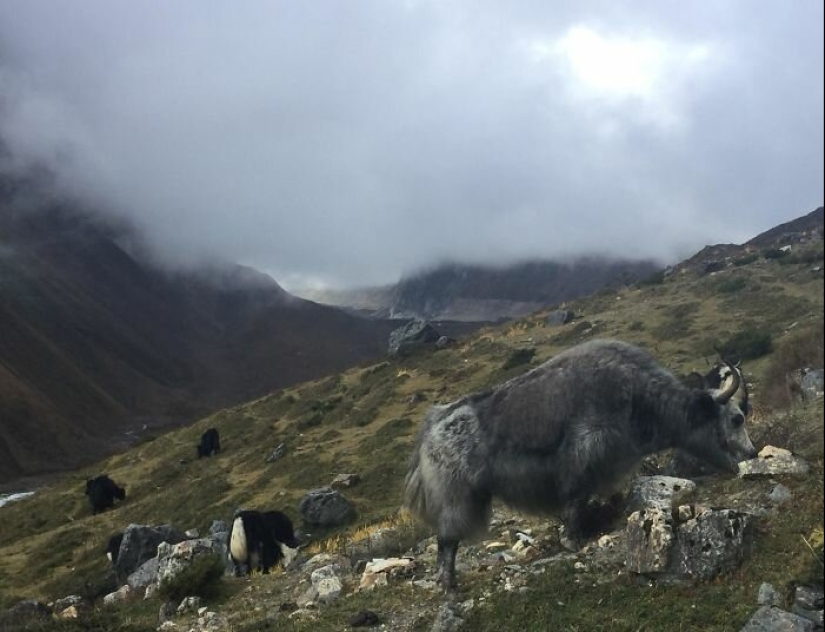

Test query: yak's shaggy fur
[405,339,756,589]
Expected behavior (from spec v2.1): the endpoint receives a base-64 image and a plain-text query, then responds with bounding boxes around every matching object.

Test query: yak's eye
[732,413,745,428]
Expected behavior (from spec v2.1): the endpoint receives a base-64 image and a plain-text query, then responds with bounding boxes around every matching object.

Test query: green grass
[0,247,822,629]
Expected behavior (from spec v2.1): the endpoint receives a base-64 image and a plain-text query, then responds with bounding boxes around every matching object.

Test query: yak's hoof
[435,571,458,593]
[559,526,582,552]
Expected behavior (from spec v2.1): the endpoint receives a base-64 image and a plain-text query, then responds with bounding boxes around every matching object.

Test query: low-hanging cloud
[0,1,822,289]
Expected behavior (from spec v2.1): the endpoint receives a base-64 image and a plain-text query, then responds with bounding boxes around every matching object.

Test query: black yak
[197,428,221,458]
[228,509,301,576]
[85,475,126,515]
[404,339,756,590]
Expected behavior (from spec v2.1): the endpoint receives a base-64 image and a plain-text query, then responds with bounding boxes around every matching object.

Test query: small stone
[758,583,782,607]
[58,606,79,619]
[485,541,508,552]
[598,535,617,548]
[331,473,361,489]
[176,596,201,615]
[768,484,793,505]
[759,446,793,459]
[159,601,176,623]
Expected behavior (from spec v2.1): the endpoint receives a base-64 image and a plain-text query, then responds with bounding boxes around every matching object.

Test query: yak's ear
[689,391,717,426]
[684,372,706,390]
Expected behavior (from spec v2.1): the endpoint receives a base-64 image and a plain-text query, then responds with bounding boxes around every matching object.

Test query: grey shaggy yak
[404,339,756,590]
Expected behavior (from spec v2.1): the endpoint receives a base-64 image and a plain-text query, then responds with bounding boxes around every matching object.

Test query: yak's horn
[713,361,740,404]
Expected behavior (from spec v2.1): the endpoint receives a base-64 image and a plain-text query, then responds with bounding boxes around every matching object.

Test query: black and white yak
[404,339,757,590]
[85,475,126,515]
[197,428,221,458]
[227,509,301,576]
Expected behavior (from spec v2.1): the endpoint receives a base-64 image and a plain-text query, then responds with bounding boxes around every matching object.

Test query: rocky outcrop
[299,487,357,527]
[115,524,188,580]
[626,506,755,580]
[388,321,441,357]
[545,309,574,326]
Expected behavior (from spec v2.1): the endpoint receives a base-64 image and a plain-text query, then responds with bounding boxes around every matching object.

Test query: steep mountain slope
[0,180,398,483]
[0,205,821,631]
[746,205,824,248]
[303,258,660,322]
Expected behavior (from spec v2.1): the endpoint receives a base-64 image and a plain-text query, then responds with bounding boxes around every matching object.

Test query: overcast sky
[0,1,822,290]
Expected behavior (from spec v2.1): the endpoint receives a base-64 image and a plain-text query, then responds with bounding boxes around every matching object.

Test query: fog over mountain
[0,1,822,290]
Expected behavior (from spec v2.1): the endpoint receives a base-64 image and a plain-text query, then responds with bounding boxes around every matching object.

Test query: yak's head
[683,362,757,474]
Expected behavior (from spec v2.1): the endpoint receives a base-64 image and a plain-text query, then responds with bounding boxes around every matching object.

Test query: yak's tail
[403,405,447,525]
[403,430,429,521]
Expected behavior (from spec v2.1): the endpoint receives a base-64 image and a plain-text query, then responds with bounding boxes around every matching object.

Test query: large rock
[793,585,824,628]
[156,538,225,587]
[127,557,160,589]
[670,509,755,579]
[115,524,187,579]
[738,446,810,478]
[801,369,824,398]
[626,507,755,580]
[388,320,440,357]
[740,606,815,631]
[310,565,344,604]
[626,476,696,512]
[626,508,676,574]
[208,520,229,539]
[299,487,356,527]
[545,309,574,326]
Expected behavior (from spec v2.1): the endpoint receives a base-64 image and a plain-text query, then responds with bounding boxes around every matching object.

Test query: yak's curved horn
[713,361,740,404]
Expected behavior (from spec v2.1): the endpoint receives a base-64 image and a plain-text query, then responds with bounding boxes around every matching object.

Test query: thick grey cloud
[0,1,822,289]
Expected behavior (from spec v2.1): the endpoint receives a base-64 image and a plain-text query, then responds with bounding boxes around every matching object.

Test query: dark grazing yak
[404,339,757,590]
[85,475,126,515]
[228,509,301,576]
[197,428,221,458]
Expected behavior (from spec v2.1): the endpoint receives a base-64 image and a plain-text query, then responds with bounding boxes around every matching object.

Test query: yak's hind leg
[436,489,491,591]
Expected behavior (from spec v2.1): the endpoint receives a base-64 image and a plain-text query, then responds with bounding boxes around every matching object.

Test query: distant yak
[405,339,756,590]
[228,509,301,576]
[197,428,221,458]
[85,475,126,515]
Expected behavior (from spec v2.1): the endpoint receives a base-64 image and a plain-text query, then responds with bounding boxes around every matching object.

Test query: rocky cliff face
[305,258,660,322]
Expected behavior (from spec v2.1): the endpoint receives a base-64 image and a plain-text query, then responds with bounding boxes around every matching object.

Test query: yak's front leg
[559,497,590,551]
[436,536,459,592]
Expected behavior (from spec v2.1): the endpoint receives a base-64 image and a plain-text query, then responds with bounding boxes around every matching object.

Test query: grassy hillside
[0,238,822,630]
